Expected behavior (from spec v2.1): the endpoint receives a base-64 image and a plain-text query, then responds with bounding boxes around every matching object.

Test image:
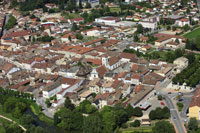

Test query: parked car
[168,92,172,94]
[160,102,165,106]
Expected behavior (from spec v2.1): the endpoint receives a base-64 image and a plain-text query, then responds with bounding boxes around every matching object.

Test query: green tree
[188,117,198,131]
[64,97,75,110]
[133,107,143,117]
[136,24,144,34]
[76,33,83,40]
[79,0,83,9]
[131,120,141,127]
[5,15,17,30]
[125,104,134,118]
[186,52,195,64]
[157,95,163,100]
[152,121,175,133]
[83,113,103,133]
[71,22,78,31]
[85,2,91,8]
[102,111,116,133]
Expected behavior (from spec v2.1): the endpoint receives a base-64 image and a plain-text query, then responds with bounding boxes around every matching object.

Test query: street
[164,95,186,133]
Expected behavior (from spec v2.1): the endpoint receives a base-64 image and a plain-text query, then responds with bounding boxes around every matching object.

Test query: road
[0,115,26,131]
[164,95,186,133]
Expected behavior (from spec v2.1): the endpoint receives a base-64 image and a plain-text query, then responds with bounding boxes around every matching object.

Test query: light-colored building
[173,57,188,70]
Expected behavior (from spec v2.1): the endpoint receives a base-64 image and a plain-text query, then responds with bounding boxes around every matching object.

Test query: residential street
[164,95,186,133]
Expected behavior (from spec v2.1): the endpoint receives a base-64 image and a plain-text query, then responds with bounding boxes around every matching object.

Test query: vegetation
[172,61,200,87]
[131,120,141,127]
[187,117,199,132]
[54,99,143,132]
[157,95,163,101]
[152,121,175,133]
[5,14,17,30]
[0,87,49,132]
[123,48,185,63]
[149,107,170,120]
[176,102,184,111]
[184,28,200,40]
[37,36,54,42]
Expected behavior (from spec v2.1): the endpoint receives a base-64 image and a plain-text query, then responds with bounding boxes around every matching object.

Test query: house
[189,86,200,120]
[139,21,158,29]
[175,18,190,27]
[102,56,121,70]
[81,27,102,37]
[155,34,185,48]
[68,17,84,24]
[173,57,188,73]
[95,17,121,25]
[88,78,101,93]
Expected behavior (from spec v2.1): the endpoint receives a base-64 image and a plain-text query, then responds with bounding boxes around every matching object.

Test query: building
[139,21,158,29]
[175,18,190,27]
[173,57,188,71]
[189,86,200,120]
[95,17,121,25]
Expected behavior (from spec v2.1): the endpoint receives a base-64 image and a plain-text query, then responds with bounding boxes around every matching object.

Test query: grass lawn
[0,117,12,133]
[184,27,200,39]
[110,7,121,13]
[30,103,54,125]
[0,105,21,124]
[121,126,152,133]
[62,13,80,19]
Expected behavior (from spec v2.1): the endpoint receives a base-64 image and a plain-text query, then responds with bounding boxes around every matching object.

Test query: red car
[160,102,165,106]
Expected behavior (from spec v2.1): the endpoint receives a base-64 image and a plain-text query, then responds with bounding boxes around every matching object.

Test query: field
[0,105,21,124]
[184,27,200,39]
[30,103,54,125]
[110,7,121,13]
[121,126,152,133]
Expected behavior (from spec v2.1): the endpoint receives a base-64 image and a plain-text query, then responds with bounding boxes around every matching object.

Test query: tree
[76,33,83,40]
[5,123,23,133]
[157,95,163,100]
[152,121,175,133]
[125,104,134,117]
[64,97,75,110]
[183,24,190,32]
[45,99,51,108]
[131,120,141,127]
[57,108,83,132]
[133,34,139,42]
[68,35,72,42]
[186,52,195,64]
[79,0,83,9]
[133,107,143,117]
[71,22,78,31]
[188,117,198,131]
[5,15,17,30]
[83,113,103,133]
[102,111,116,133]
[175,38,180,44]
[85,2,91,8]
[136,24,144,34]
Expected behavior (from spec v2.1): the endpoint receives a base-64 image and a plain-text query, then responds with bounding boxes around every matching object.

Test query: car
[168,92,172,94]
[160,102,165,106]
[173,117,176,120]
[178,98,184,101]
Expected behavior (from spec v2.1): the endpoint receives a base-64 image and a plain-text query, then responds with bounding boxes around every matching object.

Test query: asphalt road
[164,95,186,133]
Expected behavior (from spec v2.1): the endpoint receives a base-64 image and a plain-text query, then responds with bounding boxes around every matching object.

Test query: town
[0,0,200,132]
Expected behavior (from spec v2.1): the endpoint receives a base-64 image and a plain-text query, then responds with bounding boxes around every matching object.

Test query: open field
[184,27,200,39]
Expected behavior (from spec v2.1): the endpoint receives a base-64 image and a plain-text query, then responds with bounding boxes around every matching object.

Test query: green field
[184,27,200,39]
[110,7,121,13]
[30,103,54,125]
[121,126,152,133]
[0,117,12,133]
[0,105,21,124]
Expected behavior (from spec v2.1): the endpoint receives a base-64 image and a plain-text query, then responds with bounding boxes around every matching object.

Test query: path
[0,115,27,132]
